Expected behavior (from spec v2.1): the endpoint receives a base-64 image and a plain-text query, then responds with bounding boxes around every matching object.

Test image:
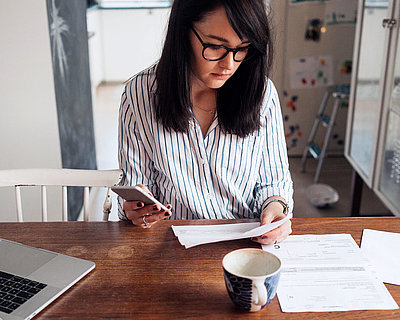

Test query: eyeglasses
[191,27,252,62]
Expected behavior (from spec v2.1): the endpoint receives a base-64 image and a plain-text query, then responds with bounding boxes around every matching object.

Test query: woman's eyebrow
[205,33,250,45]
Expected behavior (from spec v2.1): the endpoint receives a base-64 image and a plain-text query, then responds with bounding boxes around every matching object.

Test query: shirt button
[206,193,212,200]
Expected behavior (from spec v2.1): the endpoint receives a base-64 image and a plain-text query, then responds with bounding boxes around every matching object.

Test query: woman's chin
[206,78,229,89]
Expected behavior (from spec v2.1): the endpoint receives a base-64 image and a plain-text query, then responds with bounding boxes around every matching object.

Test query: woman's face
[189,6,249,92]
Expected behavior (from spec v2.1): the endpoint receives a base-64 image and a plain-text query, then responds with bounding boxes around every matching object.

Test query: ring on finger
[142,215,149,227]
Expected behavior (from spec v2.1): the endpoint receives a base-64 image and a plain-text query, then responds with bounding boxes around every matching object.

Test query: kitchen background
[0,0,394,221]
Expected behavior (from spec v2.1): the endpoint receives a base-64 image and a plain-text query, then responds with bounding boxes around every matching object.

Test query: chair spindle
[84,187,90,221]
[41,186,48,222]
[15,186,23,222]
[62,186,68,221]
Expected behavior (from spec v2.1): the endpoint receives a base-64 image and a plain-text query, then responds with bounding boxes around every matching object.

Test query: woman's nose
[219,51,235,70]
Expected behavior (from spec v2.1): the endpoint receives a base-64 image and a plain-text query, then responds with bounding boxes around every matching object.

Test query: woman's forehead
[194,6,248,45]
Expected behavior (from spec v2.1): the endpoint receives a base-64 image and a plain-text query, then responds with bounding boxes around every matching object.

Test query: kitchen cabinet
[345,0,400,215]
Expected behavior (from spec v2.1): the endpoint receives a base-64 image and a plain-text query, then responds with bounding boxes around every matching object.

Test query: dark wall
[46,0,97,220]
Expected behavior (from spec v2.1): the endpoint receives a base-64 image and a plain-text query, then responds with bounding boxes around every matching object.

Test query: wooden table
[1,217,399,319]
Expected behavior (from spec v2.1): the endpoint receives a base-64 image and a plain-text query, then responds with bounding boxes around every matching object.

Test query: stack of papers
[171,213,292,248]
[262,234,399,312]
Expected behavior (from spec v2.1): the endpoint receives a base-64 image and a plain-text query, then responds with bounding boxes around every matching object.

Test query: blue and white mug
[222,248,281,312]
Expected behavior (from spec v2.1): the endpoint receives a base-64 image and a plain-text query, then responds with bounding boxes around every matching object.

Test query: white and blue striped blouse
[118,65,293,220]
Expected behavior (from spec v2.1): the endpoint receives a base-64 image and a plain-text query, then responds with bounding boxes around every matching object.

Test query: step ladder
[301,85,350,183]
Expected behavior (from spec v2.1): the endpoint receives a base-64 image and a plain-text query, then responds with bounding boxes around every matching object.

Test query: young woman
[118,0,293,245]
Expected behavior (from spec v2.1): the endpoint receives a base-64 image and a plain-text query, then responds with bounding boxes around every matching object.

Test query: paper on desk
[262,234,369,266]
[361,229,400,285]
[262,234,399,312]
[172,213,292,248]
[273,265,398,312]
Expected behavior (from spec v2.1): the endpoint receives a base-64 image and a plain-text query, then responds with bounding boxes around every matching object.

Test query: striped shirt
[118,65,293,220]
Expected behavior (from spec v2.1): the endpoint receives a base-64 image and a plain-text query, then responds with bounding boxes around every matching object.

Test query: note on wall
[325,0,357,25]
[289,56,333,89]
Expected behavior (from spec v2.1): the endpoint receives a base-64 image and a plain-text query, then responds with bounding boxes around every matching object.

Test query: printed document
[262,234,398,312]
[361,229,400,285]
[172,213,292,248]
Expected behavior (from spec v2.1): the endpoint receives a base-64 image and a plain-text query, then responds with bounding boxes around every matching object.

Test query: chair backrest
[0,169,123,222]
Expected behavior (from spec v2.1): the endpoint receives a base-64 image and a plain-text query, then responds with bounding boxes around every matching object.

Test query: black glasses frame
[191,27,251,62]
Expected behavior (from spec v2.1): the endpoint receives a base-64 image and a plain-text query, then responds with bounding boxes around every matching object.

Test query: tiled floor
[93,83,393,219]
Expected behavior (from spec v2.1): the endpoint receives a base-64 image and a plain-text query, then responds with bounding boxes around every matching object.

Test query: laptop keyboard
[0,271,47,314]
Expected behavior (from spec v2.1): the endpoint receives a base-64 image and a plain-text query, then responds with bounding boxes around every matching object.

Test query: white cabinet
[86,7,170,84]
[345,0,400,215]
[100,8,170,82]
[87,8,104,92]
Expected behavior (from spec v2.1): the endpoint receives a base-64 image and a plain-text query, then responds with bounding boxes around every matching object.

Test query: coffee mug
[222,248,281,312]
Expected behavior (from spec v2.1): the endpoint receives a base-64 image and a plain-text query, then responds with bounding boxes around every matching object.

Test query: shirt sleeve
[117,78,157,220]
[253,79,294,217]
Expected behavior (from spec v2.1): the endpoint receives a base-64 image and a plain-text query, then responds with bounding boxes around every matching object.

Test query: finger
[123,200,145,211]
[131,204,173,228]
[125,202,171,222]
[128,214,148,228]
[260,210,286,225]
[256,238,283,245]
[124,207,151,223]
[264,221,292,239]
[251,221,292,245]
[143,203,172,215]
[251,235,276,245]
[251,235,280,245]
[147,203,172,217]
[124,202,159,219]
[144,209,172,225]
[144,204,172,222]
[125,210,142,222]
[130,212,156,228]
[263,226,285,241]
[164,204,172,216]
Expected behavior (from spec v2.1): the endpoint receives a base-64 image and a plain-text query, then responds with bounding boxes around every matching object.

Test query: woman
[118,0,293,245]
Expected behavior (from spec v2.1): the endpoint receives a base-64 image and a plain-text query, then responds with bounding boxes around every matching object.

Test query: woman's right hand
[122,184,172,228]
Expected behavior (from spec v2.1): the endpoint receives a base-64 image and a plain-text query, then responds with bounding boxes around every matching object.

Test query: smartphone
[111,185,170,212]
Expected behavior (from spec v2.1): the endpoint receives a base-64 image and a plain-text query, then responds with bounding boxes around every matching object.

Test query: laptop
[0,238,95,320]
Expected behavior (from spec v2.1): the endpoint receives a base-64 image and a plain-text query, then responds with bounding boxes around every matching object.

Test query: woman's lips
[212,73,230,80]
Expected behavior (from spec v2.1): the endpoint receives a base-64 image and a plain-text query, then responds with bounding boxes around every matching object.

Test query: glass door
[376,0,400,215]
[346,0,391,185]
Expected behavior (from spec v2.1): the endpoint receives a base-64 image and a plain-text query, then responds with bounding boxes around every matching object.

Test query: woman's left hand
[251,201,292,245]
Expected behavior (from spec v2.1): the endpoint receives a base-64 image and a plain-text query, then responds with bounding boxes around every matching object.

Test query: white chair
[0,168,123,222]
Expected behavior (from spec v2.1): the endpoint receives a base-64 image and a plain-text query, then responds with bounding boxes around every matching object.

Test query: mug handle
[253,279,268,306]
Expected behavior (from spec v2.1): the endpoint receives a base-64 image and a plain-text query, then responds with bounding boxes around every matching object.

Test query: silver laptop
[0,238,95,320]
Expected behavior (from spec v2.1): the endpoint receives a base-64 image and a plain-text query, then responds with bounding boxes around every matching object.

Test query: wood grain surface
[1,217,399,319]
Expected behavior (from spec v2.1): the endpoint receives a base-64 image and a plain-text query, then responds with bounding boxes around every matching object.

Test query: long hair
[155,0,273,137]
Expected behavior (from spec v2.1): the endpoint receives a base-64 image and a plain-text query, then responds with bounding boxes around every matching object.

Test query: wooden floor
[290,156,392,218]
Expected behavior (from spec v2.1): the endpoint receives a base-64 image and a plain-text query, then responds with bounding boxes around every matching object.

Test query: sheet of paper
[276,265,398,312]
[361,229,400,285]
[262,234,398,312]
[172,213,292,248]
[262,234,369,266]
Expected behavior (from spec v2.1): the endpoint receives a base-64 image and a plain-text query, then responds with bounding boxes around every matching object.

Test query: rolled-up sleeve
[253,80,294,216]
[117,80,156,219]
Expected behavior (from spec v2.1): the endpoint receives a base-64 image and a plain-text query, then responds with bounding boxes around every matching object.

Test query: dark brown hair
[155,0,273,137]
